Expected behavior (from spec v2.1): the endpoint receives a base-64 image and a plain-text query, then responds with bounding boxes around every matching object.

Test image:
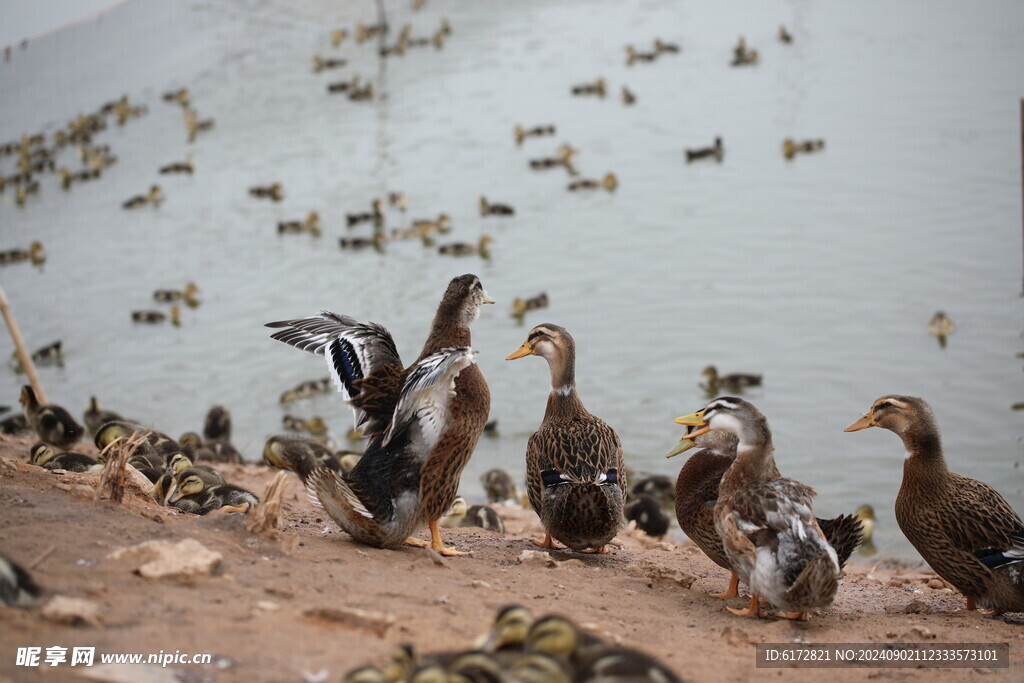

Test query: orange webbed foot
[710,573,740,599]
[726,594,763,618]
[531,533,564,550]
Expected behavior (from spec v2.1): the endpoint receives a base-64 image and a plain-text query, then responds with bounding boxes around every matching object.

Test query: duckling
[621,86,636,105]
[514,124,556,145]
[178,431,216,461]
[122,184,163,209]
[249,183,283,201]
[685,137,724,163]
[778,25,793,44]
[349,83,374,102]
[928,311,955,348]
[0,555,42,608]
[15,182,39,207]
[483,419,498,437]
[624,494,670,536]
[856,504,877,555]
[355,21,388,43]
[507,325,625,552]
[413,213,452,234]
[567,173,618,192]
[0,241,45,265]
[438,235,492,257]
[338,451,362,474]
[327,76,360,93]
[654,38,680,54]
[94,421,179,462]
[388,192,408,212]
[203,439,244,464]
[0,414,31,435]
[700,364,761,393]
[153,282,200,305]
[83,396,123,435]
[846,395,1024,614]
[10,340,62,370]
[346,199,384,227]
[313,55,347,72]
[183,108,214,142]
[339,233,386,250]
[330,28,348,47]
[162,88,189,104]
[158,157,194,174]
[625,45,658,65]
[278,377,333,403]
[782,138,825,159]
[165,467,254,514]
[511,293,549,319]
[282,415,308,432]
[20,386,84,449]
[677,397,841,619]
[441,497,506,534]
[203,405,231,442]
[528,144,578,172]
[29,443,101,473]
[479,197,514,216]
[731,40,760,67]
[131,305,181,326]
[570,78,606,97]
[480,604,538,652]
[481,468,518,503]
[629,474,674,508]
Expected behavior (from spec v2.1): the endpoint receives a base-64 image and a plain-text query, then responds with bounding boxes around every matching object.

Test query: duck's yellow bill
[665,438,696,459]
[674,411,710,438]
[505,344,533,360]
[482,290,496,305]
[844,414,876,432]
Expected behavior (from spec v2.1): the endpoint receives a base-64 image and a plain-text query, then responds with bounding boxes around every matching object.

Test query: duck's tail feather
[784,551,839,610]
[818,513,864,569]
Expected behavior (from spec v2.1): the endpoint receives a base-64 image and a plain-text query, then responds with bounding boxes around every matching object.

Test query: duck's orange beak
[674,410,711,438]
[505,342,533,360]
[844,414,876,432]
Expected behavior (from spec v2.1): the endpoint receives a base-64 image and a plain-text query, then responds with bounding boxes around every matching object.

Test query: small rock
[904,626,936,640]
[304,606,395,637]
[471,579,492,589]
[41,596,103,627]
[559,559,586,569]
[903,600,932,614]
[927,579,945,590]
[517,550,551,567]
[255,600,280,611]
[887,578,904,587]
[107,538,223,580]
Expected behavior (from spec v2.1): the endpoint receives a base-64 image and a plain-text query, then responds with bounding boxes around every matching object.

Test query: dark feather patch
[329,337,363,396]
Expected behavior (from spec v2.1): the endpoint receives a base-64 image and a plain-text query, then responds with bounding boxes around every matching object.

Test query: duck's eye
[877,401,894,410]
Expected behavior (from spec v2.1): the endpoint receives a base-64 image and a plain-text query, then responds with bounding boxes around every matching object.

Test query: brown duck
[846,395,1024,614]
[506,324,625,553]
[266,274,494,555]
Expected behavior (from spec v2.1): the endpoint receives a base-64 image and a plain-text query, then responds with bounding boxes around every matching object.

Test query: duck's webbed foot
[531,533,564,550]
[429,520,470,557]
[726,594,763,618]
[710,573,740,599]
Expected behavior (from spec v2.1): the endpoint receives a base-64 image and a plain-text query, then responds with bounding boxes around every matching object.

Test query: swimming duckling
[278,211,322,236]
[528,144,578,172]
[685,137,724,163]
[122,184,163,209]
[625,45,658,65]
[9,340,62,372]
[928,311,955,348]
[278,377,333,403]
[249,183,283,201]
[511,292,549,319]
[162,88,189,105]
[131,305,181,326]
[159,156,194,174]
[567,173,618,192]
[621,86,636,105]
[183,108,214,142]
[339,233,386,251]
[481,468,518,503]
[570,78,606,97]
[346,199,385,227]
[778,25,793,44]
[327,76,360,93]
[349,83,374,101]
[782,138,825,159]
[479,197,514,216]
[700,364,761,393]
[30,443,101,473]
[624,494,670,537]
[153,282,199,306]
[441,497,506,534]
[83,396,123,435]
[731,45,759,66]
[514,124,556,145]
[438,235,491,257]
[412,213,452,235]
[355,21,388,43]
[0,554,42,608]
[313,55,347,72]
[20,386,84,449]
[15,181,39,206]
[330,28,348,47]
[0,241,45,266]
[166,467,251,514]
[388,192,408,212]
[654,38,680,54]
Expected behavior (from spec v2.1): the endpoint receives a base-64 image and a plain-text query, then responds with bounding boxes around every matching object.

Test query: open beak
[844,413,876,432]
[505,342,533,360]
[482,290,496,305]
[665,437,696,459]
[674,410,711,438]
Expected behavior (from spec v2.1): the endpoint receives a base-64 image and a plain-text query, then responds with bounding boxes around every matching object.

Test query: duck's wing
[532,415,622,487]
[383,347,478,448]
[266,311,404,439]
[940,474,1024,570]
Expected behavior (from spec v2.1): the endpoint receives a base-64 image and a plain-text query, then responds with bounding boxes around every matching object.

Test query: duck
[856,504,877,555]
[928,311,955,348]
[700,364,760,393]
[263,434,341,477]
[278,377,333,403]
[203,405,231,442]
[349,83,374,102]
[0,414,31,435]
[10,340,62,370]
[162,88,189,105]
[621,86,636,105]
[183,108,214,142]
[338,451,362,474]
[248,182,283,201]
[654,38,680,54]
[122,184,163,209]
[412,213,452,235]
[481,468,518,503]
[512,292,549,319]
[624,495,670,537]
[778,25,793,44]
[346,199,385,227]
[782,138,825,159]
[438,235,491,257]
[479,197,514,216]
[506,324,625,552]
[667,426,861,599]
[159,157,194,174]
[0,554,42,608]
[166,468,254,515]
[731,47,760,66]
[440,497,506,534]
[0,241,45,266]
[266,273,493,554]
[83,396,123,435]
[676,397,842,619]
[629,474,674,508]
[179,431,215,461]
[330,28,348,47]
[567,173,618,192]
[570,78,606,97]
[388,192,408,212]
[845,395,1024,614]
[327,76,360,94]
[313,55,347,72]
[153,282,199,305]
[355,21,387,43]
[625,45,658,65]
[94,420,181,462]
[20,386,84,449]
[514,124,556,145]
[200,439,244,464]
[131,305,181,326]
[685,137,724,163]
[29,443,101,473]
[529,143,577,170]
[339,233,386,251]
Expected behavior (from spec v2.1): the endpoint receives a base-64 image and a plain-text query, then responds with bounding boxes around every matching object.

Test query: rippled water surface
[2,0,1023,559]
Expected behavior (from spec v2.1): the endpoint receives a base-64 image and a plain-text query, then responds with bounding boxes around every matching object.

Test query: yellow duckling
[514,124,556,145]
[782,138,825,159]
[567,173,617,192]
[313,55,347,72]
[438,235,491,257]
[153,282,200,306]
[621,86,636,105]
[131,305,181,326]
[479,197,514,216]
[0,241,45,266]
[330,28,348,47]
[571,78,606,97]
[928,311,955,348]
[249,183,283,201]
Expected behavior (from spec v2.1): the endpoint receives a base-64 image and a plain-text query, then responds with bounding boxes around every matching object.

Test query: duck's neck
[542,351,586,420]
[719,433,775,497]
[421,310,470,357]
[899,423,948,480]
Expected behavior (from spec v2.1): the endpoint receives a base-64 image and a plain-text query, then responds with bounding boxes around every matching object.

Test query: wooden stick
[0,284,47,404]
[27,545,57,570]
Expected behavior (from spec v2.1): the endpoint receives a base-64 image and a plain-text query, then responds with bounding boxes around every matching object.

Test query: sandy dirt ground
[0,434,1021,682]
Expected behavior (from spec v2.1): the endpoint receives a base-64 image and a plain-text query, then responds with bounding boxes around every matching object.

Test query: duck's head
[556,144,577,163]
[700,365,718,382]
[383,643,419,681]
[30,442,56,465]
[509,653,571,683]
[478,234,493,253]
[595,78,606,93]
[602,173,618,191]
[438,274,495,326]
[514,124,526,142]
[445,496,469,519]
[437,213,452,232]
[19,385,38,408]
[526,615,581,658]
[625,45,637,58]
[167,452,193,473]
[338,452,361,474]
[782,138,797,159]
[844,395,936,441]
[506,324,572,364]
[149,185,162,200]
[94,421,131,450]
[166,468,208,504]
[306,416,328,435]
[675,396,772,454]
[179,431,203,450]
[512,298,528,317]
[481,604,534,651]
[448,652,502,682]
[343,666,388,683]
[183,282,199,298]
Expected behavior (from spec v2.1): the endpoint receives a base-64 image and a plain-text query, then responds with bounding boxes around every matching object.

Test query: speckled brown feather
[349,363,404,441]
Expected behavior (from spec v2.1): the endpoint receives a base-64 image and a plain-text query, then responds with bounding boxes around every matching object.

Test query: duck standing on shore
[506,324,625,553]
[266,274,494,555]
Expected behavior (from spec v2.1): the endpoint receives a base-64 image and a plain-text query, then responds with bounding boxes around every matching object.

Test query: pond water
[2,0,1023,560]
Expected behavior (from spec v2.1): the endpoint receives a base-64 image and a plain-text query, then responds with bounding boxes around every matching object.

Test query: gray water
[2,0,1023,560]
